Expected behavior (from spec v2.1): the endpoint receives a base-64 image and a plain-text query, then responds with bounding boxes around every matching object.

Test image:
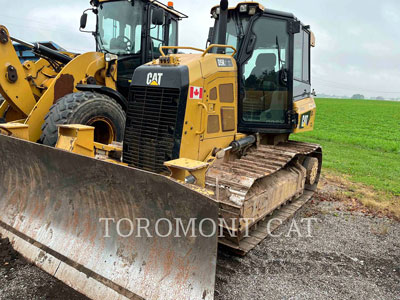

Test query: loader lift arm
[0,0,186,145]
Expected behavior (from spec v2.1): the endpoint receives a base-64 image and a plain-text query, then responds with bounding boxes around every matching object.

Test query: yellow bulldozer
[0,1,322,299]
[0,0,186,146]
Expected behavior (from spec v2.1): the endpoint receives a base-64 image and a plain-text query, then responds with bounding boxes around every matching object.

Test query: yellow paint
[293,97,316,133]
[170,53,238,162]
[164,158,209,188]
[0,123,29,140]
[0,25,119,143]
[202,44,237,57]
[56,124,95,158]
[0,26,36,116]
[25,52,107,142]
[22,58,58,99]
[93,142,121,153]
[0,25,120,143]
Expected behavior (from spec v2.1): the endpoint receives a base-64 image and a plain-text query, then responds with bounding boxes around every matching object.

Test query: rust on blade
[0,135,218,300]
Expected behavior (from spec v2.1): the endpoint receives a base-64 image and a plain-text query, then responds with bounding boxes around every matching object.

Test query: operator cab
[81,0,187,97]
[210,2,314,134]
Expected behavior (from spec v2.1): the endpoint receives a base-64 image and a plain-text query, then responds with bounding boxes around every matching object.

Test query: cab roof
[95,0,187,19]
[210,1,264,14]
[210,1,295,19]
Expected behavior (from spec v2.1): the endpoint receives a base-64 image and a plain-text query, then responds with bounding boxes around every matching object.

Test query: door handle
[196,102,208,135]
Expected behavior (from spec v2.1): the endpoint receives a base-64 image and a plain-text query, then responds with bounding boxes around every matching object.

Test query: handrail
[159,46,204,57]
[159,44,237,58]
[202,44,237,57]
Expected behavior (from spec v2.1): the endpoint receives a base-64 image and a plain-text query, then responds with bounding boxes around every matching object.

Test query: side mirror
[80,13,88,29]
[152,8,164,26]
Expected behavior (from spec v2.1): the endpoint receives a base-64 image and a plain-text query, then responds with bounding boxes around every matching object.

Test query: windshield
[212,13,251,54]
[97,1,144,55]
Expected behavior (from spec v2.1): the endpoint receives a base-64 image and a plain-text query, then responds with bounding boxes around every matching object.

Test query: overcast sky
[2,0,400,98]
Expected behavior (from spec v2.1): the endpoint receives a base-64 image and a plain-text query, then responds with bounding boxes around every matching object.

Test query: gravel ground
[1,178,399,300]
[0,237,87,300]
[215,196,400,300]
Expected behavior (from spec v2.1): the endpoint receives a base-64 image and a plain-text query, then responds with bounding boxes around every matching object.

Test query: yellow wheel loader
[0,1,322,299]
[0,0,186,146]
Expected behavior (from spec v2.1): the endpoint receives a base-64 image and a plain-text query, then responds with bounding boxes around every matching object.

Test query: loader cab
[210,2,314,134]
[83,0,186,97]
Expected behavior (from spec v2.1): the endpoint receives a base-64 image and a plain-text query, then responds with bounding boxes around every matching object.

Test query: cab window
[169,19,178,46]
[293,29,311,99]
[97,1,144,55]
[150,10,165,57]
[294,30,310,83]
[241,17,290,125]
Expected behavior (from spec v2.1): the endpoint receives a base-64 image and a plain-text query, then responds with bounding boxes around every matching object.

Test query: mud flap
[0,135,218,300]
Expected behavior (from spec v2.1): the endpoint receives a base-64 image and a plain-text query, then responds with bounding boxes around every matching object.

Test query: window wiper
[236,15,244,38]
[276,36,283,69]
[276,36,288,85]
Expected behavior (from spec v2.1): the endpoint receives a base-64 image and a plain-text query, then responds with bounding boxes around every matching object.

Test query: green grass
[292,98,400,196]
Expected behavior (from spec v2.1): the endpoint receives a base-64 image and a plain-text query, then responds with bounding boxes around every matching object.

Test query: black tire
[40,91,126,147]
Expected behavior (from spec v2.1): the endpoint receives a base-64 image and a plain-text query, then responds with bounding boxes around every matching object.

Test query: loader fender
[0,134,218,300]
[24,51,107,142]
[76,83,128,111]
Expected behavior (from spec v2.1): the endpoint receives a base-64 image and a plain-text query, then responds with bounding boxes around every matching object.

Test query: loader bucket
[0,135,218,300]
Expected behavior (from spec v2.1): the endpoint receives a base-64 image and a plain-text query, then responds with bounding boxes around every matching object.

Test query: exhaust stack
[217,0,228,54]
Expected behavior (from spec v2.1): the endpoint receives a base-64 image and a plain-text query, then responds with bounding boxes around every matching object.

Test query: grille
[123,86,181,173]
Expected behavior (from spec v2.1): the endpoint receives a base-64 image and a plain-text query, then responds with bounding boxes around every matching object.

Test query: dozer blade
[0,135,218,300]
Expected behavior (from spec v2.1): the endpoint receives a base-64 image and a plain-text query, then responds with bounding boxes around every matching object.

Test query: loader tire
[40,91,126,147]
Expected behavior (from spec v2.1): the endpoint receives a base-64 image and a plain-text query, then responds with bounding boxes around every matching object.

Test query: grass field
[293,98,400,196]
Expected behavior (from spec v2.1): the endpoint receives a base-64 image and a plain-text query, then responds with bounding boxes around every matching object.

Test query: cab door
[238,15,295,133]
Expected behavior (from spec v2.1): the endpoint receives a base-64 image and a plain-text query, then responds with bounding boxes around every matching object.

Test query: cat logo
[300,112,311,129]
[146,72,164,86]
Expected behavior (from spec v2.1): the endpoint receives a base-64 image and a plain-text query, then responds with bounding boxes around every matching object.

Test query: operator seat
[110,36,127,51]
[250,53,285,123]
[250,53,277,80]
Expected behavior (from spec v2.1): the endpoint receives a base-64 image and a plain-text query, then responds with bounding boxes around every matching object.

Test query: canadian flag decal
[189,86,203,99]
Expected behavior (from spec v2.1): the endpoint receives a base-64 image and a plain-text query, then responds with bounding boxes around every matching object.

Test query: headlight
[212,10,218,19]
[239,4,248,13]
[249,6,257,15]
[105,53,118,62]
